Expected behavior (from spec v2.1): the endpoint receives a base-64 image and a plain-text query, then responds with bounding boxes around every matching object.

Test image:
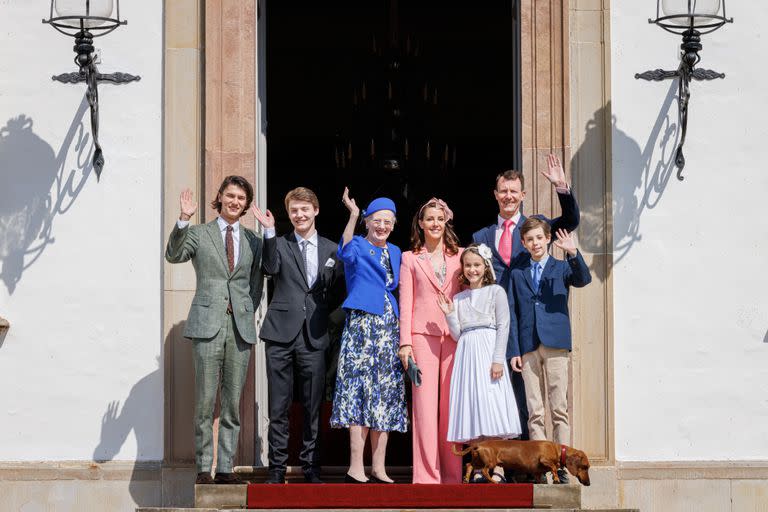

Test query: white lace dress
[445,284,521,443]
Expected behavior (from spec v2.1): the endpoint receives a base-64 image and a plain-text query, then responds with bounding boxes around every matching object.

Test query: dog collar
[560,445,567,468]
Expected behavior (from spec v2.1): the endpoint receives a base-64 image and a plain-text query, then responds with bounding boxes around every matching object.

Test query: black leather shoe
[303,468,323,484]
[368,474,394,484]
[195,472,215,485]
[344,473,368,483]
[214,472,244,484]
[556,469,569,484]
[265,469,286,484]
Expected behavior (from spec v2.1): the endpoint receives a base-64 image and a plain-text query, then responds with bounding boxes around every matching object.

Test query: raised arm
[165,188,200,263]
[438,293,461,342]
[251,205,281,275]
[554,229,592,288]
[541,154,580,233]
[340,187,360,248]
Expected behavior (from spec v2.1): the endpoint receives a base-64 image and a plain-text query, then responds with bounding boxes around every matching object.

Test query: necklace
[427,247,447,284]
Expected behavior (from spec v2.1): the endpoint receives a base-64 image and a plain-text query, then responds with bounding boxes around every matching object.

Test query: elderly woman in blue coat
[330,187,407,484]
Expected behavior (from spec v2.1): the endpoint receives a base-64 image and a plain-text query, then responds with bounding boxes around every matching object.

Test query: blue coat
[337,235,401,317]
[472,191,580,358]
[511,251,591,355]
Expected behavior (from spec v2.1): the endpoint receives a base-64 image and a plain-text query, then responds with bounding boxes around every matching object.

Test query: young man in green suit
[165,176,264,485]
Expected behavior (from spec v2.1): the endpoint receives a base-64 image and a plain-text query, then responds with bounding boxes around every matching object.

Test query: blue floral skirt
[330,297,408,432]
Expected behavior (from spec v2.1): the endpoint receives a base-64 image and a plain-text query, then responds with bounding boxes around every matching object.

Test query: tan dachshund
[452,439,591,485]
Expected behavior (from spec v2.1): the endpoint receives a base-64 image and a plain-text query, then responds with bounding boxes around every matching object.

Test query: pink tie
[498,218,515,265]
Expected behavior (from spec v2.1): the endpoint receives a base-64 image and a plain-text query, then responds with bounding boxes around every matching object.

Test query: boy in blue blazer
[511,217,591,484]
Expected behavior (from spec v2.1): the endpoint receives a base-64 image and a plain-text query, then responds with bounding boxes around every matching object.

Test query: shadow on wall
[93,356,163,507]
[0,96,94,294]
[574,82,680,282]
[92,322,198,508]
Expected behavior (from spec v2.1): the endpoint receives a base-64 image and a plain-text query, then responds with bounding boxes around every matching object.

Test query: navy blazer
[337,235,401,317]
[511,251,591,355]
[472,191,580,358]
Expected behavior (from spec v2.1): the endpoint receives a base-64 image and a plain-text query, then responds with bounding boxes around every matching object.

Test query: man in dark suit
[252,187,343,484]
[472,154,579,440]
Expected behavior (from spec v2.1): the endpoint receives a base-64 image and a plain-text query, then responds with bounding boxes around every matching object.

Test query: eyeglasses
[370,219,394,228]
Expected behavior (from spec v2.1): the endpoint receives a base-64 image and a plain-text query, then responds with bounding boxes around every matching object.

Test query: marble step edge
[195,484,581,510]
[139,509,640,512]
[195,482,582,509]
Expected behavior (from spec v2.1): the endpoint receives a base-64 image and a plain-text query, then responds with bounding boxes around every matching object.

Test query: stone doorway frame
[162,0,614,470]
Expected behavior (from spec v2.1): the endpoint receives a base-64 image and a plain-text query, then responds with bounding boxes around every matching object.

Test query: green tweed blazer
[165,219,264,343]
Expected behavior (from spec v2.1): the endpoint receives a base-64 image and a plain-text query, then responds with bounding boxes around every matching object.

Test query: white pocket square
[324,258,336,268]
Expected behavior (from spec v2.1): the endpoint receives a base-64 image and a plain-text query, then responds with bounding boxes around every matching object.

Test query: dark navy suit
[472,191,580,439]
[511,251,592,356]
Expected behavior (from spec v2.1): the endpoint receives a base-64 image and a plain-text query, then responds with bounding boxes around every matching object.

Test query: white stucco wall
[611,4,768,461]
[0,2,163,461]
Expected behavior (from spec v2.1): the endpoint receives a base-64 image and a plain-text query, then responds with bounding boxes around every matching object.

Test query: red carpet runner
[247,483,534,509]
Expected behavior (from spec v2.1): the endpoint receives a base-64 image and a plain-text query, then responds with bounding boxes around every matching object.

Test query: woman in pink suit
[398,198,463,484]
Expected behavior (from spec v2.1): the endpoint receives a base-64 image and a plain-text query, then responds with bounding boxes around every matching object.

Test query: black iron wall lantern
[636,0,732,180]
[43,0,140,179]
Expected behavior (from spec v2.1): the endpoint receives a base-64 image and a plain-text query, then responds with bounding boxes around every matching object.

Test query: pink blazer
[399,248,464,347]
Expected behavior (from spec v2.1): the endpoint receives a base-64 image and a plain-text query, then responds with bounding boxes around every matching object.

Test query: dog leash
[560,445,567,468]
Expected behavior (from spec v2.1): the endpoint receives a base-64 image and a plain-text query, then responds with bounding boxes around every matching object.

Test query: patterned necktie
[300,239,310,286]
[498,218,515,265]
[532,261,541,291]
[225,225,235,273]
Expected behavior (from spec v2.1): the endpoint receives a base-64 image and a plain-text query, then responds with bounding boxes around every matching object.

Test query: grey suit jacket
[259,232,344,349]
[165,219,264,343]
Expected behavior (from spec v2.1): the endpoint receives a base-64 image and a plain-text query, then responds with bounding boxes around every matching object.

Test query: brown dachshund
[452,440,591,485]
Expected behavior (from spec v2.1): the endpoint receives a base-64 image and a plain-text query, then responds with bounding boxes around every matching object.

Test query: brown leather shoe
[214,472,244,484]
[195,472,215,484]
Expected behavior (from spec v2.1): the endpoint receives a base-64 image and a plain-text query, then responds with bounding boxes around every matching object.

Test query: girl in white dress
[438,243,521,480]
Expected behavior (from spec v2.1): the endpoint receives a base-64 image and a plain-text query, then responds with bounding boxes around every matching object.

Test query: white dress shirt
[263,227,318,287]
[296,231,319,287]
[177,217,240,266]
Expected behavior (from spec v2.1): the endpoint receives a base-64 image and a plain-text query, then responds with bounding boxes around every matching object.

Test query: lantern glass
[661,0,721,27]
[54,0,114,27]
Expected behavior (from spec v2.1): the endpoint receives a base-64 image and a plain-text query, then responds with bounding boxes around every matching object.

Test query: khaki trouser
[521,344,570,445]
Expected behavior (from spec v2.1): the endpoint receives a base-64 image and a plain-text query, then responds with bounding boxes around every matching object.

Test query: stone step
[138,509,639,512]
[191,482,584,509]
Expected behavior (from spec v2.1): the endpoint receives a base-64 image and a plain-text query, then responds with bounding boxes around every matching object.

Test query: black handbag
[405,355,422,387]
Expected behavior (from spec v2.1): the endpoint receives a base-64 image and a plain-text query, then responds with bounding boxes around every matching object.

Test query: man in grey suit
[165,176,263,485]
[252,187,343,484]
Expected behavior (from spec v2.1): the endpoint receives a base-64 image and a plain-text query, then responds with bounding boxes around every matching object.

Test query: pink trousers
[410,333,462,484]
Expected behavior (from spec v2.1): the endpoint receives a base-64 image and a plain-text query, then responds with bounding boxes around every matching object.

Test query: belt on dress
[460,325,495,335]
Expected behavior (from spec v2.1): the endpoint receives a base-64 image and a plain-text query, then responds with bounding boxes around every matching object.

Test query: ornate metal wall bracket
[52,71,141,84]
[50,29,140,180]
[635,29,725,180]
